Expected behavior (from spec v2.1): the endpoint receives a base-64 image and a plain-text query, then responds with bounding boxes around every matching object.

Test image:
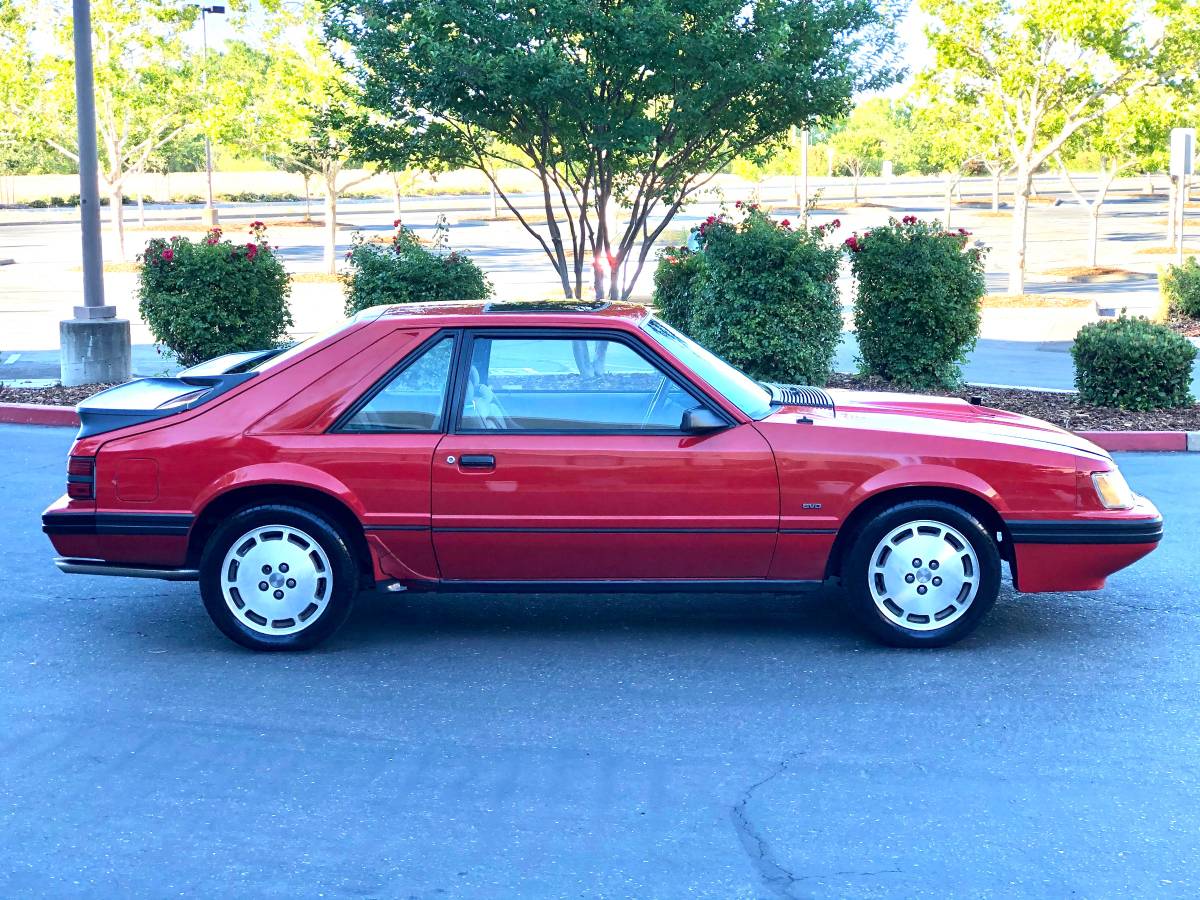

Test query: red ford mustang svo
[43,300,1162,650]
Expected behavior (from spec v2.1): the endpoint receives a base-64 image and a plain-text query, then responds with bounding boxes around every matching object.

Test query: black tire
[842,500,1001,648]
[199,504,359,651]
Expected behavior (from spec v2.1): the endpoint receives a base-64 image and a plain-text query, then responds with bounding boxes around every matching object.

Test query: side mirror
[680,406,727,434]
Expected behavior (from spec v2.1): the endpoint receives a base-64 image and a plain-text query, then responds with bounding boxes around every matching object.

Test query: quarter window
[342,336,454,432]
[459,336,698,432]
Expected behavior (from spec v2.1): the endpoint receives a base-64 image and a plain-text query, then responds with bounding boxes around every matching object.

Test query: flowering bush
[342,224,492,316]
[845,216,986,389]
[137,226,292,368]
[1071,317,1196,410]
[653,204,843,384]
[1161,256,1200,319]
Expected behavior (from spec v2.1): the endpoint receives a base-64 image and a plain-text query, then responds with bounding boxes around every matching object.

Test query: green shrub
[651,248,704,331]
[1161,256,1200,319]
[846,216,986,390]
[138,223,293,367]
[674,206,842,385]
[1071,316,1196,410]
[342,227,492,316]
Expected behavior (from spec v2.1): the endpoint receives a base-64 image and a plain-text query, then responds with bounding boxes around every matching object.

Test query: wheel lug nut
[262,565,272,575]
[917,585,928,595]
[280,563,289,573]
[258,581,269,591]
[912,558,922,567]
[930,560,939,570]
[932,577,942,587]
[286,578,297,589]
[273,589,284,600]
[905,573,916,583]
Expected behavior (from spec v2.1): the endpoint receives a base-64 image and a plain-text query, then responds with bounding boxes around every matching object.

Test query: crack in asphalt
[732,753,901,898]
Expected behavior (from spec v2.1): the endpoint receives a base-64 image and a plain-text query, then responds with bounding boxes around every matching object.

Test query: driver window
[460,336,695,431]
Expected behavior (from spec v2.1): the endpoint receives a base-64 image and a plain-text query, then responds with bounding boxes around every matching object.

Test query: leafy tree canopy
[327,0,901,299]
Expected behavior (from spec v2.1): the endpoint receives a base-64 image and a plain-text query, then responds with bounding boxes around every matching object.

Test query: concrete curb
[0,403,79,427]
[1077,431,1200,452]
[1,404,1197,451]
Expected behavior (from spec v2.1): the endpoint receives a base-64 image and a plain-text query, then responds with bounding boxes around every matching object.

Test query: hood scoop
[765,383,836,413]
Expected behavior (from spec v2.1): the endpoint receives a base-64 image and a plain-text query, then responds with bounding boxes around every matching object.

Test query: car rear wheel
[199,504,358,651]
[842,500,1001,647]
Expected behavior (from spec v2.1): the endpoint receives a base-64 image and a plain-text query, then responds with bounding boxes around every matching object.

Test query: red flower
[393,218,402,228]
[160,248,174,262]
[901,215,918,225]
[780,219,791,229]
[245,242,258,260]
[844,235,859,252]
[735,200,743,208]
[831,219,841,229]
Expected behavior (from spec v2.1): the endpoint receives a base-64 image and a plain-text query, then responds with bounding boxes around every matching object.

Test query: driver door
[431,330,779,582]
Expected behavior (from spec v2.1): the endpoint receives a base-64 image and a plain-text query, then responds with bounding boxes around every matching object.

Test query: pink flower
[245,242,258,260]
[160,248,174,262]
[844,235,859,252]
[780,219,791,229]
[831,219,841,229]
[735,200,743,208]
[393,218,402,228]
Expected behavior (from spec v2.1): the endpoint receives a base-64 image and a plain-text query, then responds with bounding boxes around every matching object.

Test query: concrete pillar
[60,318,132,387]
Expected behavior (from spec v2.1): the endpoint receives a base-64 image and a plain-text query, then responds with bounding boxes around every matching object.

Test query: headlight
[1092,469,1135,510]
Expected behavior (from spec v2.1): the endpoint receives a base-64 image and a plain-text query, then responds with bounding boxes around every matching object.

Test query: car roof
[356,298,653,327]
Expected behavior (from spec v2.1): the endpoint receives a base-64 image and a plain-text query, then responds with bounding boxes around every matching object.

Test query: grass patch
[1040,266,1143,278]
[67,261,142,273]
[289,272,345,284]
[1136,245,1200,256]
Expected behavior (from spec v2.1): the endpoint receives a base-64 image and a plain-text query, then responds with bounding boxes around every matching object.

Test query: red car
[43,300,1162,651]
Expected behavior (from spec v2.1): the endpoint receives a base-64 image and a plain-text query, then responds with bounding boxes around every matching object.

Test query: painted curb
[0,403,79,427]
[1076,431,1198,452]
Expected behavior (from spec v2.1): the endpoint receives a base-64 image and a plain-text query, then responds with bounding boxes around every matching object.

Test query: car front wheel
[199,504,359,651]
[842,500,1001,647]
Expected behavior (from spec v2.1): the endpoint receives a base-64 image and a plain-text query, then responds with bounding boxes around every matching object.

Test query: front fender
[849,464,1010,517]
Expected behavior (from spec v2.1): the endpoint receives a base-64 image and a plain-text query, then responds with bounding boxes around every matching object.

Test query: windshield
[641,317,773,419]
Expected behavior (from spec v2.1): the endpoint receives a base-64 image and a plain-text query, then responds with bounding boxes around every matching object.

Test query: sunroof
[482,300,611,314]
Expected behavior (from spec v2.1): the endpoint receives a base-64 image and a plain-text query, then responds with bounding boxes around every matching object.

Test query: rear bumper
[1006,503,1162,592]
[42,501,193,568]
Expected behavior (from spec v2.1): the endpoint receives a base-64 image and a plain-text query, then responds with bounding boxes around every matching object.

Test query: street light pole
[199,5,225,227]
[62,0,130,386]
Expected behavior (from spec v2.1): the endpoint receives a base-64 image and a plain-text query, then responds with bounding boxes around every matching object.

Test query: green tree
[36,0,203,258]
[922,0,1200,294]
[0,2,40,183]
[1056,90,1179,268]
[327,0,899,300]
[827,98,897,203]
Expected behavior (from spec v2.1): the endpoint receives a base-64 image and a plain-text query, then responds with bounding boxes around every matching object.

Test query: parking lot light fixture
[199,5,226,227]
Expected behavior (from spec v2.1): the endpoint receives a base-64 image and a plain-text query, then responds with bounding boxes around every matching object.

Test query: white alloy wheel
[867,519,980,632]
[220,524,333,636]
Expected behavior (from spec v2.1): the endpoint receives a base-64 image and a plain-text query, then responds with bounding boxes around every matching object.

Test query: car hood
[762,388,1110,460]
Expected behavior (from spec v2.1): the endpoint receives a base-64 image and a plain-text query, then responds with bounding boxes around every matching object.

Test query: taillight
[67,455,95,500]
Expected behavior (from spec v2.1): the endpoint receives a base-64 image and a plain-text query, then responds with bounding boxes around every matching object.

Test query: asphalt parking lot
[1,424,1197,898]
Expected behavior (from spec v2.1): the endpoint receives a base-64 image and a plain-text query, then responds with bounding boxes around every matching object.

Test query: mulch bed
[5,376,1200,432]
[1167,313,1200,338]
[825,374,1200,432]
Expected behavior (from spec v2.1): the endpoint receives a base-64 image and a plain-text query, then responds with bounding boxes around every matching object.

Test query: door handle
[458,454,496,468]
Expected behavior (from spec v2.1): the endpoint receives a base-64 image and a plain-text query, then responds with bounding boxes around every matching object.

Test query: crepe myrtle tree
[1054,91,1177,269]
[327,0,900,301]
[922,0,1200,295]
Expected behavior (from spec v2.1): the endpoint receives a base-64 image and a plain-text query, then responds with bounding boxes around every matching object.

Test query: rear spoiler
[75,348,277,438]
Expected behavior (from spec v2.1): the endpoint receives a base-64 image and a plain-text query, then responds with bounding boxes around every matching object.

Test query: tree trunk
[391,173,403,218]
[302,175,312,223]
[1168,178,1177,249]
[490,181,499,218]
[1087,203,1102,268]
[109,187,126,260]
[943,176,954,228]
[852,169,860,204]
[324,181,337,274]
[991,169,1002,211]
[1008,169,1032,295]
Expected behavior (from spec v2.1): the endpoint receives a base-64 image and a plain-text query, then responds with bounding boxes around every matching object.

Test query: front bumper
[1005,498,1162,592]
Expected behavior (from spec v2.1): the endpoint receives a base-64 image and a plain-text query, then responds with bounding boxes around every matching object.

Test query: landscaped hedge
[138,223,293,367]
[1161,256,1200,319]
[845,216,986,390]
[1071,316,1196,410]
[342,226,492,316]
[652,205,843,385]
